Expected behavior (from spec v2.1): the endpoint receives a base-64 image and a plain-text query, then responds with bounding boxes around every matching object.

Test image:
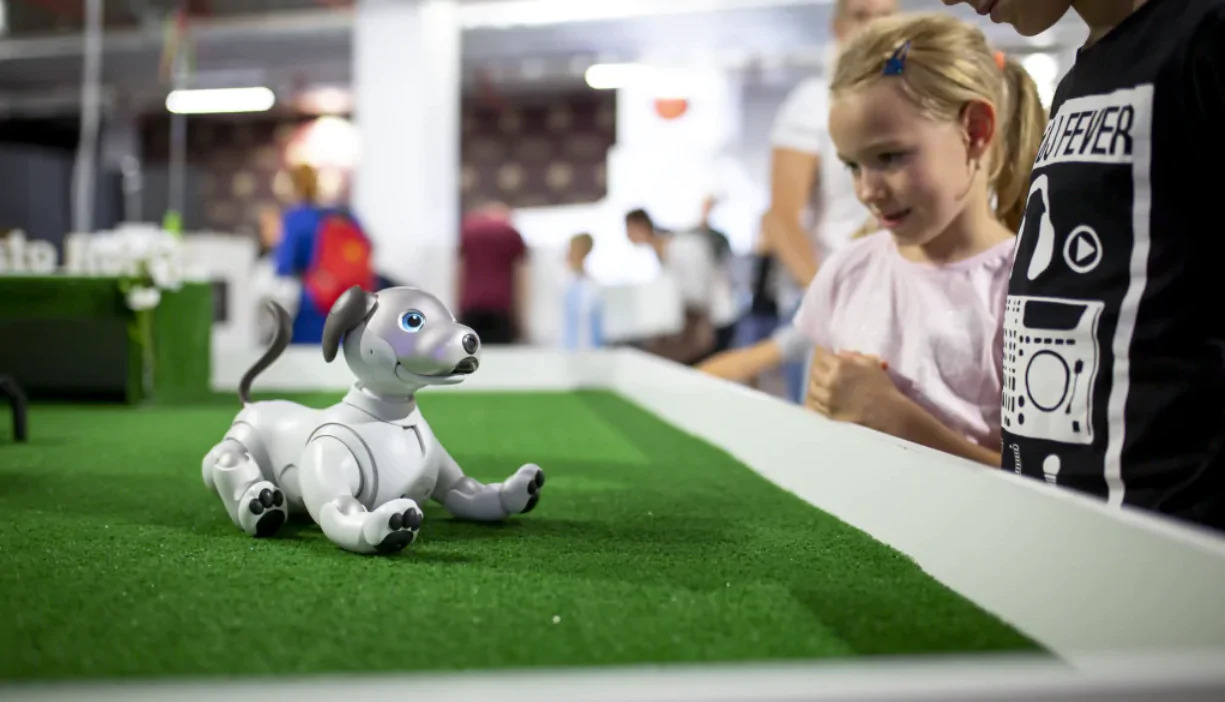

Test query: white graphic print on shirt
[1002,85,1153,507]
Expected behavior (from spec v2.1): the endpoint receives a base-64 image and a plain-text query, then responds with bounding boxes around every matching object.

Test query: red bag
[303,212,375,314]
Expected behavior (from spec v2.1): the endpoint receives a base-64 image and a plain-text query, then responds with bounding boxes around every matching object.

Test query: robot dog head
[322,285,481,396]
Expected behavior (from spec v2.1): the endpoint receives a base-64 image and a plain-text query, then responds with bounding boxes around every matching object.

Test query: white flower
[148,255,184,291]
[126,286,161,311]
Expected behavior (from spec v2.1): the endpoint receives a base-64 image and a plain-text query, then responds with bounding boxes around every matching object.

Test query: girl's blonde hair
[289,163,320,205]
[831,13,1046,232]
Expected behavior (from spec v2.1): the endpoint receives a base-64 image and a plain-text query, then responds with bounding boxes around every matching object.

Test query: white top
[770,76,869,264]
[661,231,738,327]
[792,231,1015,449]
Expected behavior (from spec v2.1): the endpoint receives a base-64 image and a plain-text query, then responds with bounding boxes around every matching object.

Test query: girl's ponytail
[993,55,1047,232]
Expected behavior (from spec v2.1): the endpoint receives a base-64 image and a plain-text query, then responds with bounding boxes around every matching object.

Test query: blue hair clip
[882,40,911,76]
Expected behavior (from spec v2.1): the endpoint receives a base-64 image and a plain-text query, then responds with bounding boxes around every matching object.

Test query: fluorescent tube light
[585,63,654,90]
[165,87,276,114]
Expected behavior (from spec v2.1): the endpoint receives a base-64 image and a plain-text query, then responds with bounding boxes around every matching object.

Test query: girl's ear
[961,99,997,161]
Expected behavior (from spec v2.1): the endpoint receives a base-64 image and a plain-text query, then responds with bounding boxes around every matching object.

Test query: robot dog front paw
[363,499,423,554]
[500,464,546,515]
[238,481,287,538]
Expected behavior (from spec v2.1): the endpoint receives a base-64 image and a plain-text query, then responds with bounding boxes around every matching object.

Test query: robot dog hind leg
[203,436,288,538]
[200,300,295,538]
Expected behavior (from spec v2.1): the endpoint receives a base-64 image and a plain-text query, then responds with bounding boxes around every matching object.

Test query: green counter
[0,276,212,404]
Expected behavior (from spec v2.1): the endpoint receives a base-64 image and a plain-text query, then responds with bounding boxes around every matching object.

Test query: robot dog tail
[239,301,293,405]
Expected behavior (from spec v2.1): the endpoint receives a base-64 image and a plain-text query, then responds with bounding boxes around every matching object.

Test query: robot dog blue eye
[400,311,425,332]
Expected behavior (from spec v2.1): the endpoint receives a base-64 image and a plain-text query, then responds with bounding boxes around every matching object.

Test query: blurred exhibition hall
[0,0,1083,400]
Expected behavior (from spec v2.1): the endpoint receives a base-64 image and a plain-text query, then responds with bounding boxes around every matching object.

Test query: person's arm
[509,228,530,342]
[513,257,531,343]
[697,339,783,382]
[765,79,829,288]
[697,316,812,381]
[764,148,820,287]
[805,348,1000,468]
[886,395,1002,467]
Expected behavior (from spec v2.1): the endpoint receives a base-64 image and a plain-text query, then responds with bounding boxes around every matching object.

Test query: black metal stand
[0,375,28,443]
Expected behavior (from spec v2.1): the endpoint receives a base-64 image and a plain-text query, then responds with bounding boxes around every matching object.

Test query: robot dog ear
[322,286,375,363]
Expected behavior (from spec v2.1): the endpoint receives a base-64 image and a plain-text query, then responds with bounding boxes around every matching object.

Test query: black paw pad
[255,510,286,538]
[389,512,403,530]
[259,489,275,507]
[404,509,422,530]
[249,499,265,515]
[523,494,540,514]
[534,470,545,488]
[376,530,415,553]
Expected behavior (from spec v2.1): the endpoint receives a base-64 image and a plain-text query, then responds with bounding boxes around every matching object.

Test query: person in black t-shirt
[942,0,1225,532]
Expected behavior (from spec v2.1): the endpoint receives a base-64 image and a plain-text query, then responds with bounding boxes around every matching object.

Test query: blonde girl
[794,12,1046,466]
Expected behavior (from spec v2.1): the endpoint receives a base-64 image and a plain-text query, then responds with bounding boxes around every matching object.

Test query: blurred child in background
[274,163,376,345]
[274,164,327,344]
[561,232,604,351]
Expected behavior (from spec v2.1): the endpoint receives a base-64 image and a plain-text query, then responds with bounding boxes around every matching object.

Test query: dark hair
[625,208,654,229]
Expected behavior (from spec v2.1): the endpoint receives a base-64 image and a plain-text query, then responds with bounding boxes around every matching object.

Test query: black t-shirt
[1002,0,1225,531]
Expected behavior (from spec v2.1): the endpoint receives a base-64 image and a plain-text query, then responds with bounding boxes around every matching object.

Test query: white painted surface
[7,650,1225,702]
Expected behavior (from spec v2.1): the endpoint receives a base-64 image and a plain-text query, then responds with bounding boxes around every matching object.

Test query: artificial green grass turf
[0,390,1042,680]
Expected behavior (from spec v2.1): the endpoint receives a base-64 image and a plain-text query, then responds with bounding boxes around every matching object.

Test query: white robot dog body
[202,285,545,554]
[221,397,442,515]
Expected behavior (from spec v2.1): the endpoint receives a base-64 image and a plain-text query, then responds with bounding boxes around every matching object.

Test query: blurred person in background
[709,0,897,397]
[698,194,733,267]
[764,0,898,286]
[697,195,739,356]
[626,208,736,364]
[274,163,376,345]
[457,201,530,345]
[560,232,604,351]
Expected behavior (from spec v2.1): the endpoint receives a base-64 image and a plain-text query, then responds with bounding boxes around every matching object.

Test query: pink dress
[794,231,1014,449]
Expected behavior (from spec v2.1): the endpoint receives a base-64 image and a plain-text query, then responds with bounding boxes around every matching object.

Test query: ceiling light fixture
[165,87,276,114]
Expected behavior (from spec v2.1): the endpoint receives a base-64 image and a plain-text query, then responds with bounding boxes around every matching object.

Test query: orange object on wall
[653,98,689,120]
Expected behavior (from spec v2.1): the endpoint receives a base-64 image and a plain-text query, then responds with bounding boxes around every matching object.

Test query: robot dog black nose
[462,334,479,354]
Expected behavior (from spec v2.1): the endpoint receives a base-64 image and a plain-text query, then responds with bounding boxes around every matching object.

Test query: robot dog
[202,285,545,555]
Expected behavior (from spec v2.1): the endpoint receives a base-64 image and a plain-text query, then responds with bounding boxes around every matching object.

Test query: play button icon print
[1063,225,1102,273]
